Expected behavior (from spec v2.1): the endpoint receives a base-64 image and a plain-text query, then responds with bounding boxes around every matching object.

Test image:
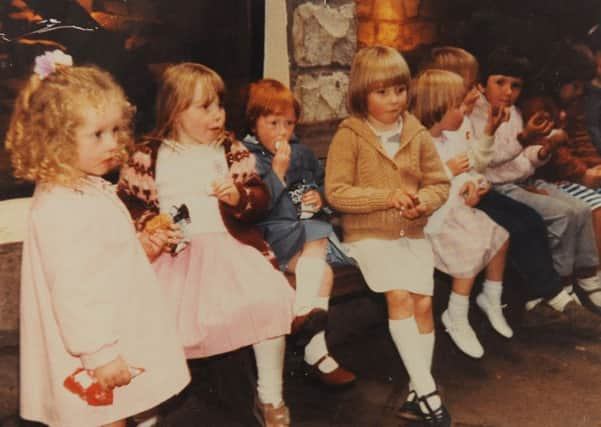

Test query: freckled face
[254,107,297,154]
[176,82,226,145]
[484,74,523,108]
[366,84,407,131]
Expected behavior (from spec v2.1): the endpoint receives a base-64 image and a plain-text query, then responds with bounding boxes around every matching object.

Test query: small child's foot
[418,390,452,427]
[575,275,601,314]
[476,293,513,338]
[441,309,484,358]
[255,398,290,427]
[397,390,424,421]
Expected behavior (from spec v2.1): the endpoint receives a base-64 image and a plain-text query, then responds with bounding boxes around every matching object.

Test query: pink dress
[152,141,294,358]
[426,135,509,278]
[19,178,190,427]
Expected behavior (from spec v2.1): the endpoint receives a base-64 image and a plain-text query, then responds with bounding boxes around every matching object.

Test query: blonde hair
[347,45,411,118]
[246,78,300,132]
[410,69,466,129]
[421,46,479,88]
[149,62,225,141]
[5,64,134,186]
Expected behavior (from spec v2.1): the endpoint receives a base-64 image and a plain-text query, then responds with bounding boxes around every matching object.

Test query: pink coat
[19,178,190,427]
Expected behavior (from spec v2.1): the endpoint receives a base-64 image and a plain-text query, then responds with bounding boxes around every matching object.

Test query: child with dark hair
[469,46,601,324]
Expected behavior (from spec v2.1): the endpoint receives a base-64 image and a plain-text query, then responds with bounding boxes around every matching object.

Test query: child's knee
[385,290,413,317]
[414,295,433,316]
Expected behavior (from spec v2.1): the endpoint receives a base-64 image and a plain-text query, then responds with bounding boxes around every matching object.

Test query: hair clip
[33,49,73,80]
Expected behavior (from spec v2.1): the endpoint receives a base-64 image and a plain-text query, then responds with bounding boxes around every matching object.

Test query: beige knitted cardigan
[325,112,449,242]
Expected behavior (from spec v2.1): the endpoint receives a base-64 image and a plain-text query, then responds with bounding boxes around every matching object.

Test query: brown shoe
[255,399,290,427]
[307,354,357,387]
[290,308,328,338]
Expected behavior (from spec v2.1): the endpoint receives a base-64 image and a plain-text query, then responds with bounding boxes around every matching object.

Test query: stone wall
[288,0,357,157]
[287,0,441,157]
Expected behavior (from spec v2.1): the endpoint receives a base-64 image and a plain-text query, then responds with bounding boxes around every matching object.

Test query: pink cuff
[80,341,121,370]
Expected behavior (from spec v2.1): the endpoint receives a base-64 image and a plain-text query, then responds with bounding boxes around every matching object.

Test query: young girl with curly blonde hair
[6,51,190,427]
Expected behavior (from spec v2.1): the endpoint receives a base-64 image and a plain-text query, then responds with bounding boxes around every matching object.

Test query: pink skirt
[153,232,294,358]
[427,204,509,279]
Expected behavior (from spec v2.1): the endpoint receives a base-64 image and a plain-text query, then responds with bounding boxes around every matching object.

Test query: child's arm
[33,203,126,372]
[468,106,510,172]
[325,128,395,213]
[117,147,161,231]
[414,133,450,216]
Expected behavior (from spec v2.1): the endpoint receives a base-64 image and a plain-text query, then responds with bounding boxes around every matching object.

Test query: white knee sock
[448,292,469,323]
[388,318,439,408]
[294,256,326,315]
[482,279,503,306]
[253,336,286,406]
[408,331,435,394]
[304,331,338,373]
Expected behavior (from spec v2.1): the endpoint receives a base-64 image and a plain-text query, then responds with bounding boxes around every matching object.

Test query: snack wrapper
[143,204,192,256]
[64,366,144,406]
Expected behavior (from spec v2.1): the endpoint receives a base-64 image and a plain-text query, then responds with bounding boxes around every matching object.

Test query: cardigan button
[399,230,405,237]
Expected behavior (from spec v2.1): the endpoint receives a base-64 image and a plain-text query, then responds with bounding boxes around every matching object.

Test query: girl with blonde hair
[411,69,512,360]
[7,51,190,427]
[326,45,451,427]
[118,62,294,427]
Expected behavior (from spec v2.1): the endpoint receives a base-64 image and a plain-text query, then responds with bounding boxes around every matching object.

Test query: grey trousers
[495,180,598,277]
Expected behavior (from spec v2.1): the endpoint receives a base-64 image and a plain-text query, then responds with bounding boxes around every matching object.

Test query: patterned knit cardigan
[117,134,279,268]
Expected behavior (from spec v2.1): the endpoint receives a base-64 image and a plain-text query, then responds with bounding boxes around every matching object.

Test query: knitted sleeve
[117,144,160,231]
[221,139,270,223]
[325,128,393,214]
[415,132,450,215]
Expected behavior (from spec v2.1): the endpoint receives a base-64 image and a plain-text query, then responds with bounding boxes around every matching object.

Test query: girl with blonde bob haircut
[7,55,190,427]
[6,65,134,187]
[326,45,451,427]
[410,69,466,129]
[347,45,411,117]
[411,69,512,361]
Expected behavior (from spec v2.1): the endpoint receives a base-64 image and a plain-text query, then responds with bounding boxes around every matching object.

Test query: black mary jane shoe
[397,390,424,421]
[418,390,451,427]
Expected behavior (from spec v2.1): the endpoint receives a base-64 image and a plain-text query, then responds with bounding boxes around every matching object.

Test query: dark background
[1,0,600,199]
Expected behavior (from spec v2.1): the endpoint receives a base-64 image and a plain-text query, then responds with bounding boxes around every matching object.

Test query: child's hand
[446,153,470,176]
[272,139,291,182]
[484,105,510,136]
[388,189,417,211]
[583,165,601,188]
[301,190,323,211]
[459,181,480,207]
[521,184,549,195]
[211,177,241,207]
[477,182,491,197]
[139,224,182,262]
[538,129,567,159]
[462,86,481,114]
[401,201,427,219]
[93,356,131,391]
[520,111,553,144]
